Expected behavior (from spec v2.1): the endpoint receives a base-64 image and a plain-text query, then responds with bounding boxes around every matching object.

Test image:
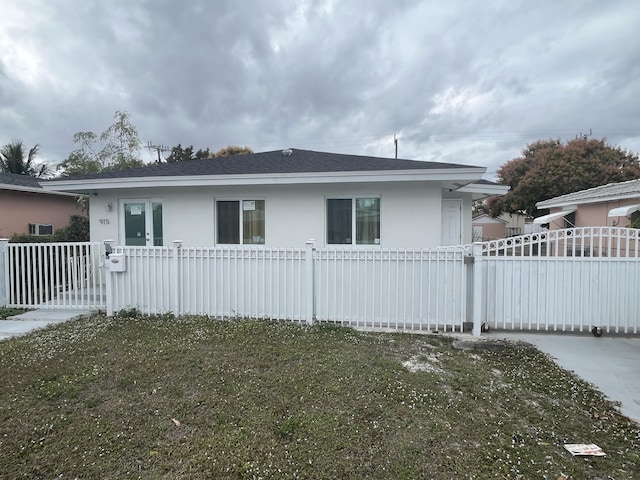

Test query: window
[217,199,265,244]
[564,211,576,228]
[29,223,54,236]
[327,197,380,245]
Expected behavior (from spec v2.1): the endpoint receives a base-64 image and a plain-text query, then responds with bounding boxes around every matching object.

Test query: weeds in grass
[0,307,27,319]
[0,315,637,479]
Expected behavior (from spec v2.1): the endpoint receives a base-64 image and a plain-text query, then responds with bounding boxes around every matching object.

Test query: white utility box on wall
[108,253,126,272]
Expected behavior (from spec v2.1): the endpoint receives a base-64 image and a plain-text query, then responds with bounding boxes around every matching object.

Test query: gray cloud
[0,0,639,178]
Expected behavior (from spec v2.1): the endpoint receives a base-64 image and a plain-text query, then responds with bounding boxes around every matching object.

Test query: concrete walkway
[489,331,640,425]
[0,309,94,340]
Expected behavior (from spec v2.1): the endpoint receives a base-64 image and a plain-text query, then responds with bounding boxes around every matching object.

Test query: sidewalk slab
[0,310,94,340]
[8,309,93,322]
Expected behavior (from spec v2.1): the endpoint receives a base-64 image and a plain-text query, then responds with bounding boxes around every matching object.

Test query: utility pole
[394,134,398,159]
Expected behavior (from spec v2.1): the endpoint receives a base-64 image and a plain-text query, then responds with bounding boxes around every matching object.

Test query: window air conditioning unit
[29,223,54,236]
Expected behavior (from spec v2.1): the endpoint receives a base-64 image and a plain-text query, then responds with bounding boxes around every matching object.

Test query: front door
[441,199,462,246]
[120,199,163,246]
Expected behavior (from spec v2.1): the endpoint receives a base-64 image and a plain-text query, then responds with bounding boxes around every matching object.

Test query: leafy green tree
[56,151,102,177]
[58,110,145,176]
[165,144,211,163]
[164,144,252,162]
[488,138,640,216]
[99,111,145,170]
[54,215,90,241]
[0,139,51,177]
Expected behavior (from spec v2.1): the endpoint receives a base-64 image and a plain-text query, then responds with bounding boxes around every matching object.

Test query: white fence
[314,247,467,331]
[105,242,467,331]
[108,245,309,321]
[2,227,640,335]
[0,241,106,310]
[477,227,640,334]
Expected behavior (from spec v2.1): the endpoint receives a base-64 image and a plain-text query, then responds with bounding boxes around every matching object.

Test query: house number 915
[99,219,110,225]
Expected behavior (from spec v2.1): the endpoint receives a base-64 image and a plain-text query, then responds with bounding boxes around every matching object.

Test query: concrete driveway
[489,331,640,425]
[0,309,93,340]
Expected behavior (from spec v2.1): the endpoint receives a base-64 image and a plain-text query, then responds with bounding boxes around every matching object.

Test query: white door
[119,199,163,246]
[441,199,462,246]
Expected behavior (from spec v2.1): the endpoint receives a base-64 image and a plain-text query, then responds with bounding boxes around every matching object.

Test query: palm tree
[0,139,50,177]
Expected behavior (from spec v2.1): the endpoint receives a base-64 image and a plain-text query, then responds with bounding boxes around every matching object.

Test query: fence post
[472,242,483,336]
[103,240,114,316]
[172,240,183,317]
[0,239,8,307]
[305,239,315,325]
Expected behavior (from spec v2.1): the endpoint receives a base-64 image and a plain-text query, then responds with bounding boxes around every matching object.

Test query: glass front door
[121,200,163,246]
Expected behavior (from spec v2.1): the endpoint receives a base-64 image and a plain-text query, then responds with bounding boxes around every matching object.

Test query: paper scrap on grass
[563,444,606,456]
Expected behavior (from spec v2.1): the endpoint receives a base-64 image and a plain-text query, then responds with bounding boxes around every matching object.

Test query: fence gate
[1,241,107,310]
[476,227,640,334]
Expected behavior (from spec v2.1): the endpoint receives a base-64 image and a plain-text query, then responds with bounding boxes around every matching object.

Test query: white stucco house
[41,148,508,248]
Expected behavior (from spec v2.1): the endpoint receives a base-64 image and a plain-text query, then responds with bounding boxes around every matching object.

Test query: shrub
[10,215,89,243]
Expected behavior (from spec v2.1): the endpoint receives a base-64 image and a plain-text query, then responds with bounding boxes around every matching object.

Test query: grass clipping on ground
[0,315,638,479]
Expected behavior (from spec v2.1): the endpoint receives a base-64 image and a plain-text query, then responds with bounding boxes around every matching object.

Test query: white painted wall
[89,182,471,248]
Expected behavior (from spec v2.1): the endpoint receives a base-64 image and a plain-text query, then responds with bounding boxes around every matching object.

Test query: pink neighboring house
[0,173,85,238]
[534,179,640,230]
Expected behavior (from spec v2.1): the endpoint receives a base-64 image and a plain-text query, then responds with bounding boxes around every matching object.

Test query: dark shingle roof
[0,172,45,189]
[473,178,503,187]
[62,148,476,181]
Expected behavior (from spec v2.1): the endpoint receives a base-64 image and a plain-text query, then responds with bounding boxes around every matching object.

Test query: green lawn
[0,314,637,479]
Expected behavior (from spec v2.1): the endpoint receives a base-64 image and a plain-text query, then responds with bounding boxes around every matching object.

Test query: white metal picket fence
[0,241,106,310]
[2,227,639,335]
[477,227,640,334]
[104,242,467,331]
[107,245,309,321]
[314,247,467,331]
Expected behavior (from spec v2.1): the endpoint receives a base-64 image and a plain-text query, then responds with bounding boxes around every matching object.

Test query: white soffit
[608,204,640,217]
[533,209,576,224]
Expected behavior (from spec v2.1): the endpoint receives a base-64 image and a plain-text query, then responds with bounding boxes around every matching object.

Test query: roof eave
[457,183,510,200]
[1,183,83,197]
[537,190,640,209]
[41,167,487,193]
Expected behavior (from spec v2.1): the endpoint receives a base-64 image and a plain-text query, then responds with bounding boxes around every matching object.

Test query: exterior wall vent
[282,148,293,156]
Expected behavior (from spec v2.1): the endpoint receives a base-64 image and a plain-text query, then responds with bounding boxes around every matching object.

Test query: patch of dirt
[402,354,444,374]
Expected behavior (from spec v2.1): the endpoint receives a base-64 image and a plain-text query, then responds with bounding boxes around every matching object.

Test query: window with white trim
[326,197,380,245]
[216,199,265,244]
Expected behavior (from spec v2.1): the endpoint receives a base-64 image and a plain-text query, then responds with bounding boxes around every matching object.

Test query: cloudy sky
[1,0,639,179]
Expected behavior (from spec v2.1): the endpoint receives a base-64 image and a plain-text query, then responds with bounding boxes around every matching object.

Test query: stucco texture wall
[471,221,506,240]
[0,190,84,238]
[89,182,470,248]
[547,198,640,230]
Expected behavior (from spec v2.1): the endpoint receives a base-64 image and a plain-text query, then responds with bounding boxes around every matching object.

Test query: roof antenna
[575,128,592,140]
[394,134,398,159]
[147,142,171,163]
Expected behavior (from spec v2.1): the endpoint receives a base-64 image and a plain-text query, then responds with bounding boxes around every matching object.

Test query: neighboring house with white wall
[534,179,640,230]
[41,148,508,248]
[0,172,85,238]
